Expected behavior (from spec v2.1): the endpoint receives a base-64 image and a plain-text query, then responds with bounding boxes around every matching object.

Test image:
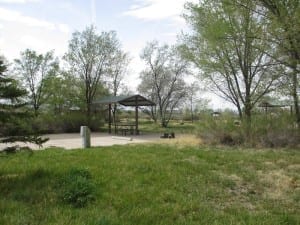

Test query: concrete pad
[0,133,160,150]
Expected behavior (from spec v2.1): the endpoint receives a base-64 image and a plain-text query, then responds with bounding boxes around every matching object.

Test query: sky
[0,0,234,110]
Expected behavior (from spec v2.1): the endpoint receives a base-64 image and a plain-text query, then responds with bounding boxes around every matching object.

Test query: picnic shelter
[93,94,155,135]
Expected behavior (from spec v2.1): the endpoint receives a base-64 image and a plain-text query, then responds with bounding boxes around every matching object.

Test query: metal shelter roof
[93,94,155,107]
[258,101,292,108]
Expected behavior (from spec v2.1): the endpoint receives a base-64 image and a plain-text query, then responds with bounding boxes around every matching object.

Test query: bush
[197,115,244,146]
[32,112,104,134]
[197,112,299,148]
[250,113,299,148]
[60,168,95,208]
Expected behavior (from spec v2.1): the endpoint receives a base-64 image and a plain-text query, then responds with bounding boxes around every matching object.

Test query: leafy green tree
[182,0,283,129]
[14,49,59,116]
[0,56,47,149]
[105,49,131,126]
[64,25,121,126]
[138,41,189,127]
[257,0,300,126]
[232,0,299,125]
[43,71,82,114]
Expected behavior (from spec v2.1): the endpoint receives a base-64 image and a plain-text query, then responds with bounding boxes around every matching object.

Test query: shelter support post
[108,103,112,134]
[135,97,138,135]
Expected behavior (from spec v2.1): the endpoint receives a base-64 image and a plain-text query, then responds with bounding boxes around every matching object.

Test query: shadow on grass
[0,168,59,205]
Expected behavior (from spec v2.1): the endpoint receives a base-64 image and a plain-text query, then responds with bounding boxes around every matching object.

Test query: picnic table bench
[115,124,135,136]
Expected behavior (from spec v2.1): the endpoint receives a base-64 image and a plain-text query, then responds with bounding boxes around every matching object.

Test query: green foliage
[197,115,244,146]
[0,56,48,147]
[182,0,283,127]
[65,26,122,126]
[257,0,300,125]
[60,168,95,208]
[14,49,59,115]
[95,217,111,225]
[32,112,104,133]
[138,41,189,127]
[197,112,299,148]
[249,113,299,147]
[42,71,82,114]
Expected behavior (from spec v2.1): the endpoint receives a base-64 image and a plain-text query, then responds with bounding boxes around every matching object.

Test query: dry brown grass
[258,169,299,199]
[158,134,203,148]
[216,172,257,210]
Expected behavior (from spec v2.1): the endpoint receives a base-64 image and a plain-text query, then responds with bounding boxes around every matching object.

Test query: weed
[60,168,95,208]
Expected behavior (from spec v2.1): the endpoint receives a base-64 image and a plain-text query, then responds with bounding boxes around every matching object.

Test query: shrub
[197,112,299,148]
[197,115,244,146]
[60,168,95,208]
[250,113,300,148]
[32,112,104,134]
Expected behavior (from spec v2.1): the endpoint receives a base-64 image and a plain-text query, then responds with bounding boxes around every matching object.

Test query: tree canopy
[0,56,47,148]
[138,41,189,127]
[182,0,283,126]
[64,26,125,125]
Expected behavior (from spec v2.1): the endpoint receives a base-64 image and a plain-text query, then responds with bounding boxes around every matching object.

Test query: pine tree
[0,57,48,151]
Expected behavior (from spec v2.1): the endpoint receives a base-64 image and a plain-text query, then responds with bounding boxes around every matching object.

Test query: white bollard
[80,126,91,148]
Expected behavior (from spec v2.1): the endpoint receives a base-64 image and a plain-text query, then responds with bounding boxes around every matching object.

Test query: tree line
[0,0,299,147]
[0,25,192,147]
[181,0,299,131]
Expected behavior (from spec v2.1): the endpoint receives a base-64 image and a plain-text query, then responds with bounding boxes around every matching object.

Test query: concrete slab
[0,133,160,150]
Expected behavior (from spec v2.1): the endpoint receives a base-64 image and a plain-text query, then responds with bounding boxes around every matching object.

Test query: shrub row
[197,113,300,148]
[32,112,104,134]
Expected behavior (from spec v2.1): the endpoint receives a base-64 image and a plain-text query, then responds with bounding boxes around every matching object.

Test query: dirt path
[0,133,160,150]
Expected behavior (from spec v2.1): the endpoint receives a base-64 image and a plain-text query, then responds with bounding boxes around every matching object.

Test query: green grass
[0,145,299,225]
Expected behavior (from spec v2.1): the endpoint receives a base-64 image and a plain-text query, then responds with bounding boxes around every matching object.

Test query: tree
[0,56,47,149]
[14,49,59,116]
[138,41,189,127]
[42,71,82,114]
[105,49,130,125]
[64,26,120,125]
[257,0,300,126]
[182,0,282,128]
[186,82,201,123]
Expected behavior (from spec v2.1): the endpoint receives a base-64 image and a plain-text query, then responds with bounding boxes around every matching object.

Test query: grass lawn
[0,144,299,225]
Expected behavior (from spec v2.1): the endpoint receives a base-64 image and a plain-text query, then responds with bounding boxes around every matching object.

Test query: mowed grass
[0,144,299,225]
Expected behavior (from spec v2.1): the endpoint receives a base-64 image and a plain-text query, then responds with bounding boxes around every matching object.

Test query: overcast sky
[0,0,234,110]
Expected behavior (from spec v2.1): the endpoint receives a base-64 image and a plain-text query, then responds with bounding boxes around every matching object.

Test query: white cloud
[0,37,4,46]
[0,0,40,3]
[0,7,70,61]
[0,7,55,29]
[0,7,71,35]
[20,35,46,50]
[123,0,198,21]
[162,32,177,37]
[58,23,70,34]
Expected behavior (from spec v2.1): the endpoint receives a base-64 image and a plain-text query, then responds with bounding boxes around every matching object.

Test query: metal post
[135,97,138,135]
[108,103,112,134]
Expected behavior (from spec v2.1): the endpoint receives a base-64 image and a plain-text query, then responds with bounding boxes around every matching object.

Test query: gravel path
[0,133,160,150]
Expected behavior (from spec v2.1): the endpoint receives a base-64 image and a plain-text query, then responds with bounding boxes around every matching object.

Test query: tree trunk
[190,99,194,123]
[243,100,252,143]
[86,103,91,127]
[291,69,300,127]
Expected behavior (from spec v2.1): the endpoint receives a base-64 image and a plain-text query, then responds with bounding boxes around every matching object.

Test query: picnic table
[115,124,135,136]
